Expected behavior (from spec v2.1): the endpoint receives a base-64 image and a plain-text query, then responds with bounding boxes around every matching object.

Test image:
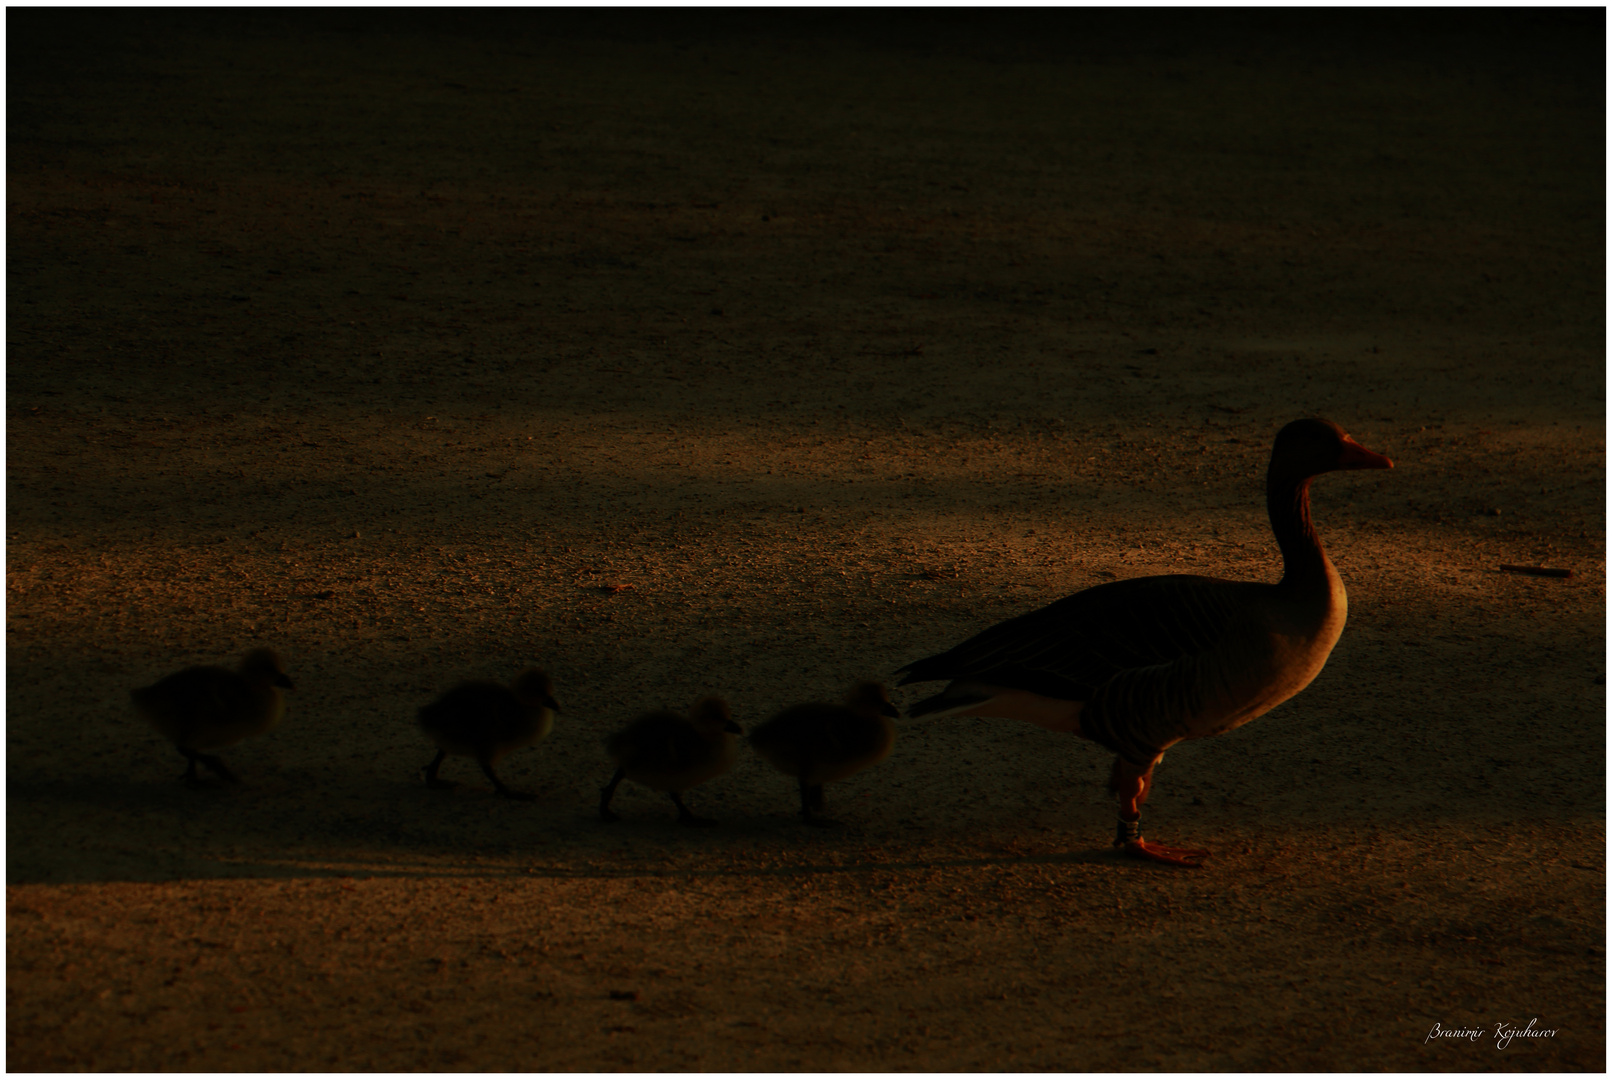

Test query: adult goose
[418,669,561,800]
[897,418,1392,866]
[132,648,294,785]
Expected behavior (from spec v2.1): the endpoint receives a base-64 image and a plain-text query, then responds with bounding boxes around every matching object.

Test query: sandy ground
[6,9,1605,1071]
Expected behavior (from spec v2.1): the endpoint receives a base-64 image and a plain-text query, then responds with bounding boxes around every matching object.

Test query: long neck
[1267,474,1332,588]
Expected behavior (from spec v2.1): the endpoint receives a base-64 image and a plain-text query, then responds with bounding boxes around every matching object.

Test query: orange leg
[1108,756,1208,868]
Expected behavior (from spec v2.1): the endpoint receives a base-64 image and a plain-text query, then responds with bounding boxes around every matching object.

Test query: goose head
[512,668,561,712]
[845,680,901,719]
[690,696,744,736]
[1268,418,1394,489]
[240,648,294,690]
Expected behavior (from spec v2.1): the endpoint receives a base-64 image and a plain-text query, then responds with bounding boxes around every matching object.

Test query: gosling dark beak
[274,673,295,690]
[724,720,743,735]
[880,701,901,718]
[544,695,562,713]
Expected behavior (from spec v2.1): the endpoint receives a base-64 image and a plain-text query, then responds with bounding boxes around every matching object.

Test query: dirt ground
[6,9,1605,1072]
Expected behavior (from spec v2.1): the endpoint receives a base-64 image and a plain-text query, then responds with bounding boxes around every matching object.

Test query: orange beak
[1337,435,1394,470]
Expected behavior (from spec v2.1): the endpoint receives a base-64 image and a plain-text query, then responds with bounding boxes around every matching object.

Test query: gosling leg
[196,751,238,784]
[477,750,534,801]
[599,767,626,823]
[670,791,718,827]
[799,778,838,828]
[422,750,455,789]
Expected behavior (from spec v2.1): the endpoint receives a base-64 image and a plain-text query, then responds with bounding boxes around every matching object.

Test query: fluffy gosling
[418,669,561,800]
[749,681,899,826]
[132,648,294,785]
[600,696,742,826]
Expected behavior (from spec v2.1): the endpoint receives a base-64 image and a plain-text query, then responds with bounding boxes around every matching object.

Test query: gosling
[600,696,742,826]
[132,648,295,786]
[749,681,899,826]
[418,669,561,800]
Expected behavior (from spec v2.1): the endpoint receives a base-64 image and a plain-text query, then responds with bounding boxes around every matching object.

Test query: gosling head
[845,680,900,719]
[689,696,743,736]
[240,648,294,690]
[511,669,561,712]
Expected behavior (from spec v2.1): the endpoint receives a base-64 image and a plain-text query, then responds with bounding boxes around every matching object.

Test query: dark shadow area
[10,8,1603,81]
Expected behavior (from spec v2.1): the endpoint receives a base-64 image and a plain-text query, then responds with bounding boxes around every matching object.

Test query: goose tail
[904,685,992,720]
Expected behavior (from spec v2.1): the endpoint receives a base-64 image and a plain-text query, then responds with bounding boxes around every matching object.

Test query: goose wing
[898,573,1261,700]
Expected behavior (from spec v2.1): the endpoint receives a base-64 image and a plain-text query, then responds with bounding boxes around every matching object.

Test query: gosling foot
[200,754,238,784]
[422,751,453,789]
[477,757,533,801]
[671,793,718,827]
[181,751,236,786]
